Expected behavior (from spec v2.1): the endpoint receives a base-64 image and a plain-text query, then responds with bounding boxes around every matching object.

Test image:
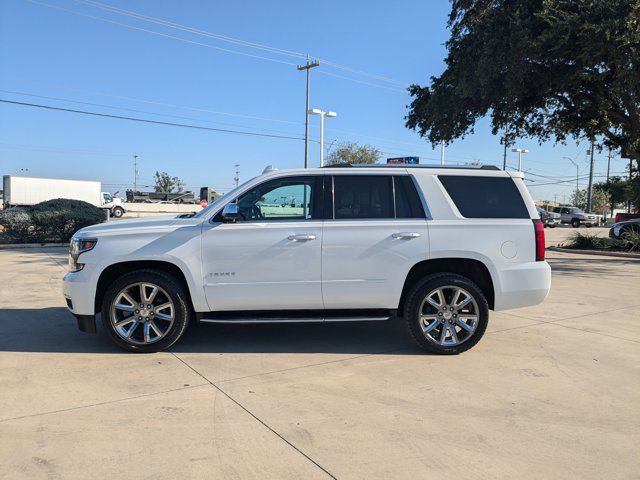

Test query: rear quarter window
[438,175,529,219]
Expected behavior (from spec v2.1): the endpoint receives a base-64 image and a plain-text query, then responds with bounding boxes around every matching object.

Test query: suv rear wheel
[404,273,489,355]
[101,270,191,352]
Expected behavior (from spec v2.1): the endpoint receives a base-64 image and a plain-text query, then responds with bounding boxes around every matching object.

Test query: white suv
[63,165,551,354]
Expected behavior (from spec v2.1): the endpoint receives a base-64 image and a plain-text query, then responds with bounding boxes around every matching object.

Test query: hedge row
[0,199,105,243]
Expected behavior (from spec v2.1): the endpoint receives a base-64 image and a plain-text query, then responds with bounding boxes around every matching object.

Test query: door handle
[288,234,316,241]
[392,232,421,239]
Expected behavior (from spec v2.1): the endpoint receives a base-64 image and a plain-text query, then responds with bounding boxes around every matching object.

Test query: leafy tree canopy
[571,187,610,213]
[325,142,381,165]
[154,171,185,193]
[406,0,640,166]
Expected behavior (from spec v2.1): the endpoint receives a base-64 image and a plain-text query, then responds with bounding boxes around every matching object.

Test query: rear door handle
[288,234,316,241]
[392,232,421,239]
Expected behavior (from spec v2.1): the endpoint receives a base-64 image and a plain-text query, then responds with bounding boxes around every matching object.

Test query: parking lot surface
[0,244,638,479]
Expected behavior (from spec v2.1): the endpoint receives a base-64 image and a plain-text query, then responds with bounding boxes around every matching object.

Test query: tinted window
[394,176,426,219]
[333,175,393,219]
[234,176,320,221]
[438,175,529,219]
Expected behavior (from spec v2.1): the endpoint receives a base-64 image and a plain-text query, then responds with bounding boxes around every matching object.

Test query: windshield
[569,208,584,214]
[193,177,256,218]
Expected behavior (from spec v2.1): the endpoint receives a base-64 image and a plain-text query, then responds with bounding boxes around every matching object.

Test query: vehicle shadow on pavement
[0,307,423,355]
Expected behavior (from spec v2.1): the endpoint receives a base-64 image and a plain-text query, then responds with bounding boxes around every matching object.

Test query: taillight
[533,219,545,261]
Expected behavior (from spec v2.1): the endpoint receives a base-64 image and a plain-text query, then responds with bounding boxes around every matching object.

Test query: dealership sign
[386,156,419,164]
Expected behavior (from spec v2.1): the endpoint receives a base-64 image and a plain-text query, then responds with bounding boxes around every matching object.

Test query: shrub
[0,199,105,243]
[565,232,608,250]
[618,230,640,252]
[30,199,105,242]
[0,207,33,243]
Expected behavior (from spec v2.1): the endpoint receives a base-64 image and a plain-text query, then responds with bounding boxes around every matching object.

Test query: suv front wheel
[101,269,192,352]
[404,273,489,355]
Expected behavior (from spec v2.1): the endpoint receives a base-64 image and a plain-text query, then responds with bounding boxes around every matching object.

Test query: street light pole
[297,57,320,169]
[511,148,529,172]
[563,156,579,201]
[309,108,337,167]
[587,139,595,212]
[133,154,139,192]
[440,140,445,166]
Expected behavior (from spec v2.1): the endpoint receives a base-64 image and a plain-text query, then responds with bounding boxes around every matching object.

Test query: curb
[548,246,640,259]
[0,243,67,250]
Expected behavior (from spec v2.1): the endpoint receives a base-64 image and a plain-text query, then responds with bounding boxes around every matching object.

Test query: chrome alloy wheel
[418,286,480,347]
[110,282,175,345]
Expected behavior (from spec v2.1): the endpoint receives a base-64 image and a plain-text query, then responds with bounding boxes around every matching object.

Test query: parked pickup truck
[551,206,599,227]
[63,164,551,355]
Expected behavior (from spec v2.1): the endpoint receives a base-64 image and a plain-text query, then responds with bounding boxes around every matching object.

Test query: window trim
[211,175,324,223]
[327,174,427,221]
[437,174,529,219]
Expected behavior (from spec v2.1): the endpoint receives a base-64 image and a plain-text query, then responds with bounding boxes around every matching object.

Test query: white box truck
[2,176,126,217]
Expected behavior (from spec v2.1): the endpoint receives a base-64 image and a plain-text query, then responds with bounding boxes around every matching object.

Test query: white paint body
[63,167,551,317]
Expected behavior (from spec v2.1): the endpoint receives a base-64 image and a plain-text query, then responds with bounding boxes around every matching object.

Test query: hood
[76,215,201,237]
[614,219,640,227]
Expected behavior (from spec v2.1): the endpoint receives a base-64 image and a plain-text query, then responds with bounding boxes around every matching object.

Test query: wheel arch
[398,258,495,313]
[95,260,194,313]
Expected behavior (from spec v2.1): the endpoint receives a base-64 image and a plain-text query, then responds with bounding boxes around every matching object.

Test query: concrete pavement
[0,247,638,479]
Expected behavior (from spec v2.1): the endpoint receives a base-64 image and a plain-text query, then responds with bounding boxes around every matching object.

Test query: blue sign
[387,156,419,165]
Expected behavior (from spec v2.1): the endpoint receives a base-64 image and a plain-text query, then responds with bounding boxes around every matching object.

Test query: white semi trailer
[2,176,126,217]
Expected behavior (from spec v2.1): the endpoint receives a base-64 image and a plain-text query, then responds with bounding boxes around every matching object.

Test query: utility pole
[234,163,240,187]
[606,147,613,182]
[440,140,445,166]
[586,140,595,212]
[502,127,508,170]
[133,154,139,192]
[297,56,320,169]
[629,157,633,213]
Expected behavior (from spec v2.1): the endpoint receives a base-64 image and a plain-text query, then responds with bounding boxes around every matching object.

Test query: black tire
[404,273,489,355]
[101,269,192,353]
[571,218,581,228]
[549,224,556,228]
[112,206,124,218]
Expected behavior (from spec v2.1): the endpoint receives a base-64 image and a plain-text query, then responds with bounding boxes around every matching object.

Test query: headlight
[68,237,97,272]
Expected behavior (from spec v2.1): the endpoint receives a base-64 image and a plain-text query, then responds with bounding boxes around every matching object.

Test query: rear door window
[438,175,529,219]
[333,175,394,219]
[394,176,426,219]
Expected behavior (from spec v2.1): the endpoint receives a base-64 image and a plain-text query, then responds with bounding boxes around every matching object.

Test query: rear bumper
[493,261,551,311]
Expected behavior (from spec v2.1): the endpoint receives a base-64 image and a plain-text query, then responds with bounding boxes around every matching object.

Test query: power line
[7,81,301,125]
[25,0,408,92]
[70,0,409,87]
[71,0,307,59]
[0,99,307,141]
[26,0,298,66]
[1,89,304,136]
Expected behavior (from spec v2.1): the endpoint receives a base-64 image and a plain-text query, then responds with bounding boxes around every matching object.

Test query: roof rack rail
[321,163,501,171]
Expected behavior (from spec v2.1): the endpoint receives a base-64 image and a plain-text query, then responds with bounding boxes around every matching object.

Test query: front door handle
[288,234,316,241]
[392,232,421,239]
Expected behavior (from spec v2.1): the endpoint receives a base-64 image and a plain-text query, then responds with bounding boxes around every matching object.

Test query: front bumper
[63,263,102,333]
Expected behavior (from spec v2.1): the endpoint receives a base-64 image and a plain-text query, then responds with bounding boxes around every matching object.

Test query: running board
[198,309,395,325]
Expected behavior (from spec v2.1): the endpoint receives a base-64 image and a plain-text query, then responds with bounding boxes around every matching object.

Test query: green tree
[406,0,640,168]
[595,177,628,214]
[571,187,610,214]
[325,142,381,166]
[154,171,185,193]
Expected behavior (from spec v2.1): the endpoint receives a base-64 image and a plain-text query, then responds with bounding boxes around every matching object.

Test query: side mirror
[222,203,242,222]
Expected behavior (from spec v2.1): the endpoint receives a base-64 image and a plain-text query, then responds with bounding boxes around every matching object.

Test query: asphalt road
[0,245,638,479]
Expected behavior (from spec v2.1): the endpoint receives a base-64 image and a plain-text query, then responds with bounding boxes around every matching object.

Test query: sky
[0,0,630,202]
